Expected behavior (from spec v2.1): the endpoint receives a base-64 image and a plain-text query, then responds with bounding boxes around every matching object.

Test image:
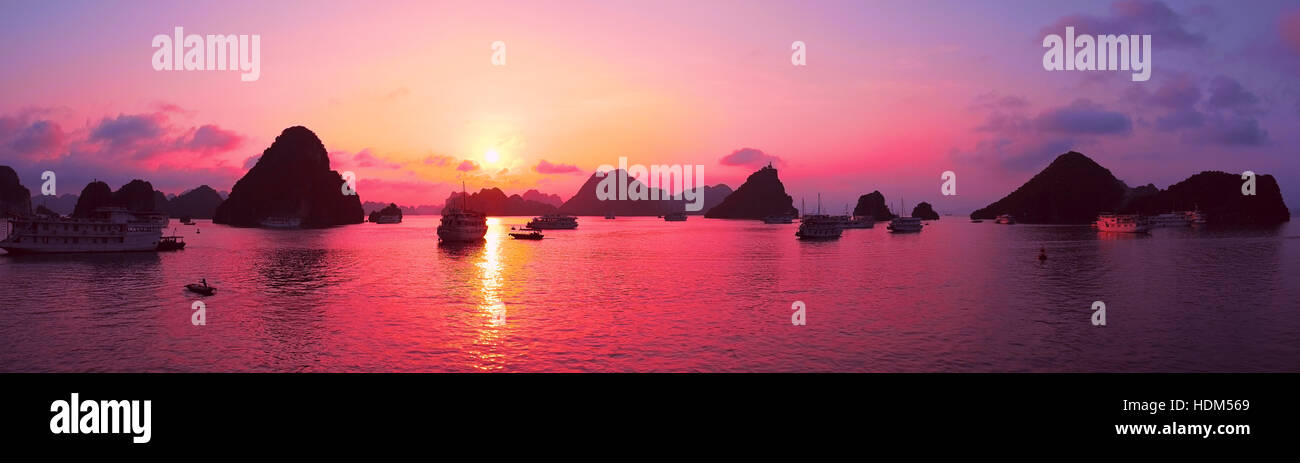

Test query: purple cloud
[533,159,581,174]
[719,147,782,167]
[456,160,480,172]
[1205,76,1260,113]
[1043,0,1206,48]
[90,113,166,148]
[1190,116,1267,146]
[10,120,65,156]
[1034,99,1133,135]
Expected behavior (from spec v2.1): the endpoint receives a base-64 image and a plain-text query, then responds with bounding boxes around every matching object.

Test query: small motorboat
[509,229,545,240]
[186,279,216,296]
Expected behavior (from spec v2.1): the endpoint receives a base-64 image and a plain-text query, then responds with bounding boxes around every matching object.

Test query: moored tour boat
[439,183,489,242]
[887,216,923,233]
[842,215,874,229]
[796,214,842,239]
[1095,213,1149,233]
[260,216,301,229]
[662,211,687,222]
[1146,213,1189,228]
[437,209,488,242]
[527,214,579,229]
[995,214,1016,224]
[0,207,168,254]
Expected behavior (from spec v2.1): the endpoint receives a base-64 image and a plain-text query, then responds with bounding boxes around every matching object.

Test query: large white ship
[437,209,488,242]
[0,207,169,254]
[437,184,488,242]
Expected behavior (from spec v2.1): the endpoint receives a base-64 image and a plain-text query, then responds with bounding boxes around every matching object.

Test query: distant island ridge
[2,135,1290,227]
[971,151,1290,226]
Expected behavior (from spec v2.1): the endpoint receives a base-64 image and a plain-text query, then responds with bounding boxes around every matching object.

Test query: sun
[484,148,500,164]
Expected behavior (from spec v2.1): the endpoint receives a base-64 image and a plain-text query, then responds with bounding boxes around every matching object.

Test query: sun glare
[484,148,500,164]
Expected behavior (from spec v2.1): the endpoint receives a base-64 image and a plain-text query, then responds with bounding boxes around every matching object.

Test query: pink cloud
[457,160,480,172]
[185,124,243,153]
[1281,10,1300,54]
[719,148,782,167]
[353,149,401,169]
[533,159,581,174]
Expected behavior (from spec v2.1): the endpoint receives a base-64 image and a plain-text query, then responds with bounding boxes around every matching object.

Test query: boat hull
[1097,225,1149,233]
[795,232,841,240]
[437,227,487,242]
[1,242,161,254]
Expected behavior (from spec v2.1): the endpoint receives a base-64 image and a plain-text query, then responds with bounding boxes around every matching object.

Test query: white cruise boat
[1184,209,1207,226]
[887,216,923,233]
[527,214,579,229]
[995,214,1016,224]
[1,207,168,254]
[795,194,841,239]
[371,213,402,224]
[1095,213,1149,233]
[796,214,842,239]
[439,183,489,242]
[1147,213,1189,228]
[437,209,487,242]
[260,216,302,229]
[842,215,874,229]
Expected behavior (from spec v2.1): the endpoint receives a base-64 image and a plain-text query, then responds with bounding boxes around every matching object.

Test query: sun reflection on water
[471,218,508,370]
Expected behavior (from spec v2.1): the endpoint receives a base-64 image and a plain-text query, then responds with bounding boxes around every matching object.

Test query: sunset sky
[2,0,1298,212]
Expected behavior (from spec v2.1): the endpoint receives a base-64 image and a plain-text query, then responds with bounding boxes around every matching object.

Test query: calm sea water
[1,216,1297,372]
